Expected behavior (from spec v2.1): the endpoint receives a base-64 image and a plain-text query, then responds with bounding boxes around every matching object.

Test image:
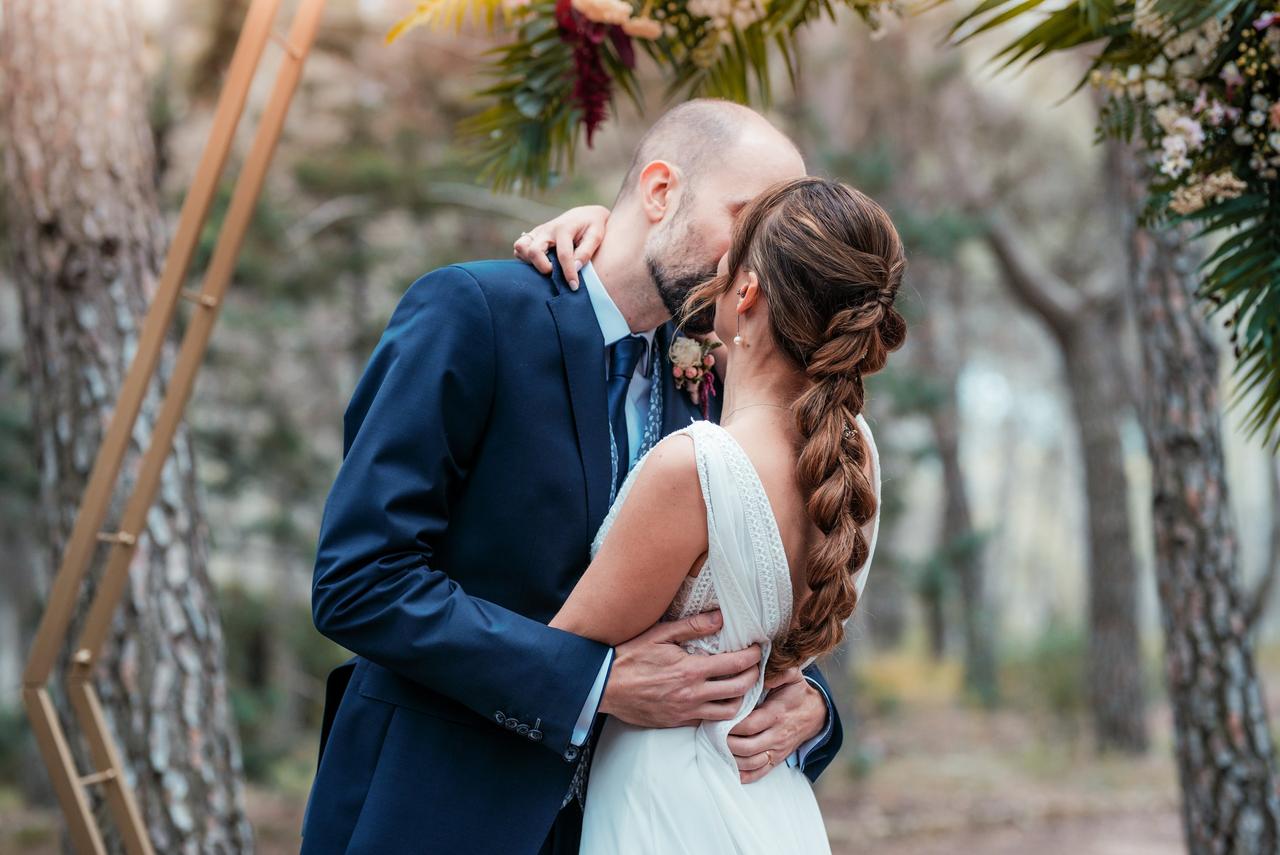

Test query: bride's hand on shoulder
[727,666,825,784]
[512,204,611,290]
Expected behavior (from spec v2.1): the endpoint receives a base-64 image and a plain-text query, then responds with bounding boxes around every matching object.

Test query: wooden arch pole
[21,0,326,851]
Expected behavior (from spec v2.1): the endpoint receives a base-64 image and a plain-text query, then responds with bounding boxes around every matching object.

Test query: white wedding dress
[578,417,881,854]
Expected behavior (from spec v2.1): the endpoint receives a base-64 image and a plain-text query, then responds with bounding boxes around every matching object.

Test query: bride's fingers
[554,224,581,289]
[763,666,803,692]
[728,707,776,738]
[512,232,553,273]
[727,730,771,758]
[734,750,773,773]
[571,222,605,276]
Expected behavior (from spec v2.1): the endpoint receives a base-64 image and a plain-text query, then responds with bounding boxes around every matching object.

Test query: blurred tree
[935,2,1280,845]
[815,29,1000,703]
[913,263,999,705]
[970,191,1148,751]
[1123,150,1280,851]
[934,73,1149,751]
[1245,461,1280,634]
[0,2,252,851]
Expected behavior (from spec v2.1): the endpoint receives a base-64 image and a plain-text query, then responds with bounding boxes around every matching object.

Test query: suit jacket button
[495,712,506,725]
[564,745,579,762]
[517,724,530,736]
[530,730,543,742]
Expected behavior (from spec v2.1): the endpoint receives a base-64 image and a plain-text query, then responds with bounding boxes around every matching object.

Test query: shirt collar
[580,261,657,371]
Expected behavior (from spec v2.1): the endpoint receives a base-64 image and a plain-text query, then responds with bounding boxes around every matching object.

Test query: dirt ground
[816,701,1183,855]
[2,697,1188,854]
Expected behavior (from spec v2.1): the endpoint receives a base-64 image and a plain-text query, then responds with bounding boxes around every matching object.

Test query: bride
[536,176,906,852]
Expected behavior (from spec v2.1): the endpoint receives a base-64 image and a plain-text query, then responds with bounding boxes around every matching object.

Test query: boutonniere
[669,335,721,418]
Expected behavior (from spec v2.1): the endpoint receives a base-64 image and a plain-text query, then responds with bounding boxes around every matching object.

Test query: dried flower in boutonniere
[669,334,721,418]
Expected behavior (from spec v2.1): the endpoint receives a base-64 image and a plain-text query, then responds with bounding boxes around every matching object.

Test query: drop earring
[733,287,748,347]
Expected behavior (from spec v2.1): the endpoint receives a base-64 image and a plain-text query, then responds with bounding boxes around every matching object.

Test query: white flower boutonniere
[669,335,721,418]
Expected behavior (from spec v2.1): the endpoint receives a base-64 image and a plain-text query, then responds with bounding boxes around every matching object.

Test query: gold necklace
[723,402,792,421]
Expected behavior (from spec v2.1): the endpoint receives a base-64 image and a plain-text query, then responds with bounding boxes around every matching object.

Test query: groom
[301,99,843,854]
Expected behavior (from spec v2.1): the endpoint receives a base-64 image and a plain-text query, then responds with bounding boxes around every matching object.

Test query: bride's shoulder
[606,432,705,539]
[639,430,699,481]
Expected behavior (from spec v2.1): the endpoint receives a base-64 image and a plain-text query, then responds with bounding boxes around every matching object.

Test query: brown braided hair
[681,176,907,678]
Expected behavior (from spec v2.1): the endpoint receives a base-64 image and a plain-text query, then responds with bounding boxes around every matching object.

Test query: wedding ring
[765,749,773,767]
[517,231,532,242]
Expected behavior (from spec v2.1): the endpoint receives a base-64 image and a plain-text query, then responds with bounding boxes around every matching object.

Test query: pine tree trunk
[1,2,253,852]
[1129,218,1280,853]
[1062,316,1149,753]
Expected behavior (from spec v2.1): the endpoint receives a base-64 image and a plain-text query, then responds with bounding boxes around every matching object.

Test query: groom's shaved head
[598,98,805,334]
[614,99,802,204]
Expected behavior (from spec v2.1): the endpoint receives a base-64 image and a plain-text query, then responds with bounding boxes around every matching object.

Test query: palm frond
[1183,191,1280,448]
[387,0,507,40]
[455,4,584,192]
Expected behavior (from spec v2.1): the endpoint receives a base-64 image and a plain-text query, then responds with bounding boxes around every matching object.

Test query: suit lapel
[547,264,613,536]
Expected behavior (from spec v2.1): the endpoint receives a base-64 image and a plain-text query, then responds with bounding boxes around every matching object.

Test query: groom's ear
[637,160,682,224]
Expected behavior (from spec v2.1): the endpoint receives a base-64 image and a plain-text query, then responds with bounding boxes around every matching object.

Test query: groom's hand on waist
[599,610,761,729]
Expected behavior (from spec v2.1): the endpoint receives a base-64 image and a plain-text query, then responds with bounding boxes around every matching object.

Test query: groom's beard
[646,256,718,335]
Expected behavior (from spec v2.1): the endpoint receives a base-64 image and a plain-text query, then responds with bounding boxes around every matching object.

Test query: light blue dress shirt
[567,262,830,772]
[568,262,654,747]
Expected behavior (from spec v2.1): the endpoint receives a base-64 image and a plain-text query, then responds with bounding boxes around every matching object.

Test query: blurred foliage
[0,707,28,791]
[218,585,349,783]
[858,650,965,710]
[938,0,1280,447]
[393,0,907,191]
[1002,615,1089,733]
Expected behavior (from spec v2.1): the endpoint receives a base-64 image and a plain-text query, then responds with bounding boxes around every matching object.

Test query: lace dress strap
[851,413,881,603]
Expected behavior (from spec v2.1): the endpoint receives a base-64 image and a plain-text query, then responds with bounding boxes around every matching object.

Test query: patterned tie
[607,335,647,490]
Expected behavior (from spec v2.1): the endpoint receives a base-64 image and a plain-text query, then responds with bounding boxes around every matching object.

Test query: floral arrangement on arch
[1088,4,1280,215]
[388,0,904,192]
[951,0,1280,446]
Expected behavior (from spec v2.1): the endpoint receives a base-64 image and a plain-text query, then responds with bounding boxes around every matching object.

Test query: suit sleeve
[796,663,844,782]
[311,265,610,759]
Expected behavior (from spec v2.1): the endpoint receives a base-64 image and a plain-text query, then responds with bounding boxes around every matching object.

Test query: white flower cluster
[687,0,765,33]
[570,0,666,39]
[572,0,633,25]
[684,0,765,65]
[1170,169,1250,215]
[1090,8,1280,203]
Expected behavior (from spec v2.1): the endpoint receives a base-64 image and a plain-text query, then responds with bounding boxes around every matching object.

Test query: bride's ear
[736,271,762,314]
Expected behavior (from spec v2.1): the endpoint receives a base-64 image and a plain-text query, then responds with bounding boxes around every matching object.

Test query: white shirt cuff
[570,648,613,746]
[786,675,834,769]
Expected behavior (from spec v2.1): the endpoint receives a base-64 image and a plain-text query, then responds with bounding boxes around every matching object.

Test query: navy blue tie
[607,335,647,491]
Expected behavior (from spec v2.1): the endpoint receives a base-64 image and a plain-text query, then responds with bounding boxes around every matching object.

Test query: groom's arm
[311,265,608,760]
[794,664,843,782]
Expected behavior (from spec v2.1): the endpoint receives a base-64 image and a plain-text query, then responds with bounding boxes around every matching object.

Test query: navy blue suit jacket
[301,258,843,854]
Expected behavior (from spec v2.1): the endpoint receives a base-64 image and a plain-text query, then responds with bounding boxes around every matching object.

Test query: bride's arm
[551,435,705,645]
[512,204,611,290]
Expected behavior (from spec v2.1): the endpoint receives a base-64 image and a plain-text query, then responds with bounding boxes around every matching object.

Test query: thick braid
[680,176,907,680]
[769,304,892,677]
